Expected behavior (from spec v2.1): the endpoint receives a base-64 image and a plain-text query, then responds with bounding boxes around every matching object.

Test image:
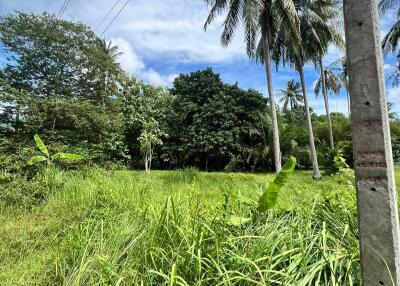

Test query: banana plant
[258,156,297,212]
[227,157,297,226]
[27,134,83,166]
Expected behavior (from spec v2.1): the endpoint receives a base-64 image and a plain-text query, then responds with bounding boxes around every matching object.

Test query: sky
[0,0,399,115]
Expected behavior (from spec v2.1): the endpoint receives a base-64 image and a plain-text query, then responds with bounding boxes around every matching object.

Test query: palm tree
[100,39,123,60]
[314,66,345,148]
[272,0,342,179]
[203,0,299,173]
[315,0,343,150]
[278,79,303,110]
[98,39,122,106]
[328,56,350,116]
[387,56,400,86]
[379,0,400,54]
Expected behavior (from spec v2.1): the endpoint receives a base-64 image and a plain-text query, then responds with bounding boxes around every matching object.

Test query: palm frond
[379,0,399,15]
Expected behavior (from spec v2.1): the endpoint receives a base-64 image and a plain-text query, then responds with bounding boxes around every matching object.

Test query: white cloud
[111,37,176,87]
[387,86,400,104]
[141,69,177,87]
[111,37,145,74]
[323,44,344,65]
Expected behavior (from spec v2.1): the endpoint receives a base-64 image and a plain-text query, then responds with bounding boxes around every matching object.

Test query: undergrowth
[0,168,361,285]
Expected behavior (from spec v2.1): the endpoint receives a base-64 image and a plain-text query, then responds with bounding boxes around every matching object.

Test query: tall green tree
[0,13,126,164]
[98,39,123,107]
[315,0,343,149]
[314,65,345,146]
[204,0,299,173]
[123,77,172,170]
[328,56,350,116]
[0,12,120,100]
[278,79,303,110]
[379,0,400,54]
[164,69,272,171]
[272,0,342,178]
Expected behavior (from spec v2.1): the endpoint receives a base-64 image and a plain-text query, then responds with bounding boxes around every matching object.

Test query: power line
[100,0,130,37]
[94,0,123,31]
[57,0,72,19]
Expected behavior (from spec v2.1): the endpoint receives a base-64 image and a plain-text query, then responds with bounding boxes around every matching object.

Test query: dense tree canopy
[0,11,397,174]
[163,69,272,171]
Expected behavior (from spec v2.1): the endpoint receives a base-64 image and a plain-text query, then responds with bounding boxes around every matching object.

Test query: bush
[322,144,349,175]
[292,147,312,169]
[0,174,45,208]
[392,136,400,164]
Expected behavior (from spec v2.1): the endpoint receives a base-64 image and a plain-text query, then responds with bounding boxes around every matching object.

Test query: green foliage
[164,68,272,170]
[27,155,47,166]
[0,168,361,285]
[322,144,350,175]
[313,113,351,145]
[28,134,82,166]
[393,136,400,163]
[258,157,297,211]
[0,12,125,169]
[123,78,172,171]
[33,134,49,156]
[0,12,120,99]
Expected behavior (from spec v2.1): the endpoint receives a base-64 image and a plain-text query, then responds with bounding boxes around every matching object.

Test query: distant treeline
[0,12,399,172]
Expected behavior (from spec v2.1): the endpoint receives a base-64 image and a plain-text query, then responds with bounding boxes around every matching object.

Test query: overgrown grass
[0,168,365,285]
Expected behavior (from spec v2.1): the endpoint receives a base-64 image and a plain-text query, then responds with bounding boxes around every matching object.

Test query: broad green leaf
[258,182,279,212]
[227,215,252,226]
[27,155,47,165]
[258,157,297,212]
[274,156,296,188]
[52,153,83,160]
[34,134,49,156]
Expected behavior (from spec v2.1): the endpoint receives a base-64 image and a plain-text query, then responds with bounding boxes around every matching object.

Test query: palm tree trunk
[319,58,334,149]
[298,64,321,179]
[263,31,281,173]
[346,89,351,117]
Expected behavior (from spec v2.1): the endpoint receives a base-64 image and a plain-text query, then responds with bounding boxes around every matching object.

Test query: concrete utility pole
[343,1,400,285]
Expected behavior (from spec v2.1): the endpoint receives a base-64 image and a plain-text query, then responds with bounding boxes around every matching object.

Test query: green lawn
[0,168,371,285]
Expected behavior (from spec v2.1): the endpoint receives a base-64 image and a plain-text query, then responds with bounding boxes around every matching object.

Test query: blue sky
[0,0,399,115]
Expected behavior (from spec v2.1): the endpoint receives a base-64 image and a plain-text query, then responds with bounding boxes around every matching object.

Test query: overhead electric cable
[95,0,123,31]
[100,0,130,37]
[57,0,72,19]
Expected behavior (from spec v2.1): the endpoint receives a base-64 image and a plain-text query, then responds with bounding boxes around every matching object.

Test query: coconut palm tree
[387,56,400,86]
[278,79,303,110]
[203,0,299,173]
[314,0,343,150]
[379,0,400,54]
[98,39,122,106]
[271,0,342,179]
[100,39,123,60]
[314,66,345,148]
[328,56,350,116]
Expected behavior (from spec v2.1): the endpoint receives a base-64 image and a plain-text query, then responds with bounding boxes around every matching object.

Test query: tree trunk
[346,89,351,117]
[298,64,321,179]
[262,31,281,173]
[319,58,334,149]
[343,0,400,284]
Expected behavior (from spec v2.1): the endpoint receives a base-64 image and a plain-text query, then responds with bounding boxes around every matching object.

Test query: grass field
[1,167,396,285]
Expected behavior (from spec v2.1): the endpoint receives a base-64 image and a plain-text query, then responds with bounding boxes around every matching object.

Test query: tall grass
[0,168,360,285]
